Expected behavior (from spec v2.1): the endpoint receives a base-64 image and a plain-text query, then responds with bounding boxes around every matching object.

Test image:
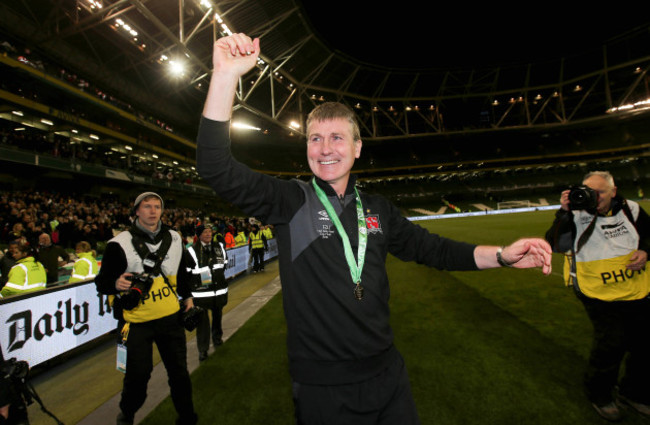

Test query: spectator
[36,232,69,284]
[0,240,19,286]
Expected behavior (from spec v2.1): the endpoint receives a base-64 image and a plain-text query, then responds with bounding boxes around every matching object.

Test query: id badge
[200,269,212,286]
[116,343,127,373]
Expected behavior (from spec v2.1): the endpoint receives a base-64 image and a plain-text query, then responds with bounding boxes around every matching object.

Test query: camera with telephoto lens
[121,272,154,310]
[568,185,598,211]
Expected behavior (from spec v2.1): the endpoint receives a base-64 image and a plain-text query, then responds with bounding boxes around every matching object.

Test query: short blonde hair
[306,102,361,142]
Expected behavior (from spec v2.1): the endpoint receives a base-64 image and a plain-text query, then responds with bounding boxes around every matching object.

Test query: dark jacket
[0,252,15,286]
[186,241,228,296]
[196,117,478,385]
[36,244,69,284]
[545,195,650,254]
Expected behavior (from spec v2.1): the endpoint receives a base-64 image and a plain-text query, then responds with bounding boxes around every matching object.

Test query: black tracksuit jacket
[196,117,479,385]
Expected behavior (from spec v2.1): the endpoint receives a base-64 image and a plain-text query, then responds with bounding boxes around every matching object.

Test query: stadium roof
[2,1,649,139]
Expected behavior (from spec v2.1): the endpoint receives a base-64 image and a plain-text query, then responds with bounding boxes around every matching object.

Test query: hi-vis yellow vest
[111,229,183,323]
[1,256,47,297]
[571,200,649,301]
[69,252,99,283]
[249,231,264,249]
[234,233,247,246]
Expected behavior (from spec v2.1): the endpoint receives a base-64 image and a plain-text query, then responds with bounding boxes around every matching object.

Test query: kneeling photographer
[545,171,650,421]
[95,192,198,425]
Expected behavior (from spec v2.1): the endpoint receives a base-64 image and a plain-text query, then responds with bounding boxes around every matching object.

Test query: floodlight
[169,60,185,76]
[232,122,261,131]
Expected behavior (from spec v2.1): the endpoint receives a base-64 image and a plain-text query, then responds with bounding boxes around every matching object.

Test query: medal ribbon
[312,178,367,287]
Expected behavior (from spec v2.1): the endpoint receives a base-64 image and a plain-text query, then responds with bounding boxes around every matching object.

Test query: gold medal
[312,179,367,304]
[354,283,364,300]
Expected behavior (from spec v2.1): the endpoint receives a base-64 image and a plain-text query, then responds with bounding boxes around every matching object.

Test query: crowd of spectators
[0,189,269,254]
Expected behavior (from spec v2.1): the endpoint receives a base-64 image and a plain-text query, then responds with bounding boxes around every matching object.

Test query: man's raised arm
[202,33,260,121]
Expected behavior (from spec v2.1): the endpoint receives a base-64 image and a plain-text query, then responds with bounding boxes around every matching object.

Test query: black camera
[568,185,598,211]
[181,306,204,331]
[1,358,28,382]
[0,358,30,425]
[1,357,62,425]
[121,272,154,310]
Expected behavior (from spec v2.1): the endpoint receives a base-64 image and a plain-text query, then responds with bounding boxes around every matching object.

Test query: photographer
[95,192,198,425]
[545,171,650,421]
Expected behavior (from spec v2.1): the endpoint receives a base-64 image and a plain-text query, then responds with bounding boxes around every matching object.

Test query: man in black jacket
[196,33,553,424]
[186,224,229,361]
[36,233,69,284]
[0,240,18,287]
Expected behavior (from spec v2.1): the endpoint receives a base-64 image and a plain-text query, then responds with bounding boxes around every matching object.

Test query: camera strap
[576,198,637,254]
[129,228,179,295]
[576,215,597,254]
[128,230,187,320]
[621,199,637,232]
[129,229,172,276]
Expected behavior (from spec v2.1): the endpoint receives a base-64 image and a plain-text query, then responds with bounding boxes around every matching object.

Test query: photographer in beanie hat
[132,192,164,216]
[95,191,198,425]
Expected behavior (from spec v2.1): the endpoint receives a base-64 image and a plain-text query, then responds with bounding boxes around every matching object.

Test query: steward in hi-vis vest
[248,224,267,273]
[545,171,650,421]
[69,241,99,283]
[0,242,46,298]
[234,229,247,246]
[186,224,229,361]
[94,192,198,425]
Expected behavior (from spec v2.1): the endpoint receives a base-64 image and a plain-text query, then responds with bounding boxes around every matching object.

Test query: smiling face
[307,117,362,195]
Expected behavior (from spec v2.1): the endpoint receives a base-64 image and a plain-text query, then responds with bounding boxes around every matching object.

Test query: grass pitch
[142,207,650,424]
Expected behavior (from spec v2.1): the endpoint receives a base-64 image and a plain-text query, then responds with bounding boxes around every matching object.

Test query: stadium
[1,1,650,424]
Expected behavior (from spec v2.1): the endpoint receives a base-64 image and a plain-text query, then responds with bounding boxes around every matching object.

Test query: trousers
[119,313,197,423]
[580,295,650,405]
[251,248,265,271]
[194,294,228,353]
[292,352,420,425]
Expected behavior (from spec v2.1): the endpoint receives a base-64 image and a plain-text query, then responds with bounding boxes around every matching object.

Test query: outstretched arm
[203,33,260,121]
[474,238,553,275]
